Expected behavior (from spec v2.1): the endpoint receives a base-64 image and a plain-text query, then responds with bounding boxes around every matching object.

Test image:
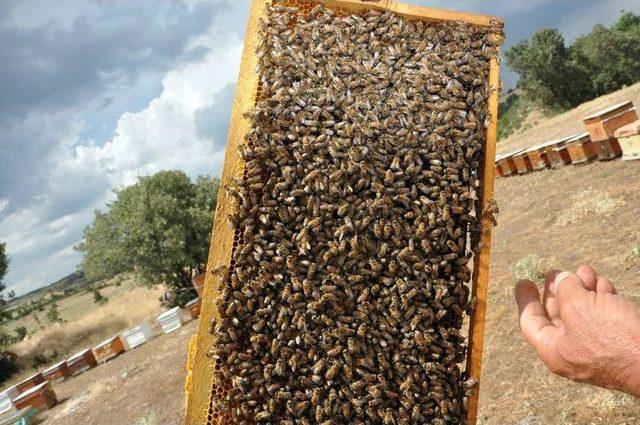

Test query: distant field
[1,276,165,390]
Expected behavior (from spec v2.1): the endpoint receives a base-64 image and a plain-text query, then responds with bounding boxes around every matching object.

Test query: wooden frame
[185,1,503,424]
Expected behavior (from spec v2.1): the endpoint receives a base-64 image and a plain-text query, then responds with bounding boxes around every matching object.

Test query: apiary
[122,322,154,349]
[564,132,596,164]
[12,382,56,411]
[614,119,640,161]
[193,273,206,298]
[583,101,638,142]
[41,361,71,383]
[494,153,515,177]
[0,386,18,415]
[511,149,532,174]
[15,374,44,395]
[66,349,97,376]
[93,335,126,363]
[157,307,184,334]
[186,297,202,320]
[186,1,503,424]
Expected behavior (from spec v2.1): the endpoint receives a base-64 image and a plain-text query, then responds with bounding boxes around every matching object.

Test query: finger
[575,265,597,291]
[551,271,588,310]
[596,276,617,294]
[543,270,561,325]
[515,280,559,349]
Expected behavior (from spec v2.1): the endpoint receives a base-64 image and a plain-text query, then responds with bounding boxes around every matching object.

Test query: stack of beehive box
[157,307,184,334]
[122,322,154,349]
[583,101,637,160]
[13,382,56,411]
[614,119,640,160]
[93,335,126,363]
[66,349,97,376]
[42,361,71,383]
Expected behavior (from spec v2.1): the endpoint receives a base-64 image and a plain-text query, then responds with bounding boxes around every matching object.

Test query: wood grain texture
[184,0,265,423]
[464,48,502,425]
[185,1,503,424]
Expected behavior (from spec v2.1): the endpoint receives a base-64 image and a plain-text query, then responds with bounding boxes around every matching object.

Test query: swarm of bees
[211,3,502,424]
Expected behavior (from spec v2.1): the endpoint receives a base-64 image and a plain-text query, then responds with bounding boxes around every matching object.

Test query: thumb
[551,271,587,307]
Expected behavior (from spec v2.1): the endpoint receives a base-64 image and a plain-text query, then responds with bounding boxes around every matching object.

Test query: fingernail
[552,271,571,293]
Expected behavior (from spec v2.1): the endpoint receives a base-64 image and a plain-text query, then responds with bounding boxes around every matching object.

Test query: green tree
[76,171,219,301]
[92,288,108,305]
[46,303,63,324]
[505,29,592,112]
[14,326,27,341]
[571,13,640,97]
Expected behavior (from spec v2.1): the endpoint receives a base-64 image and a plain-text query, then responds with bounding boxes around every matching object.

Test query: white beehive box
[0,386,18,415]
[122,322,154,349]
[157,307,183,334]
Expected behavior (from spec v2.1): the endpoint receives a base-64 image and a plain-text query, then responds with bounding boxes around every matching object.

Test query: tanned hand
[515,265,640,397]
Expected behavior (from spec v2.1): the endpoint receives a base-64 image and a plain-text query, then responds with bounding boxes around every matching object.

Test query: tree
[92,288,108,305]
[14,326,27,341]
[46,303,63,324]
[76,171,220,302]
[505,29,591,111]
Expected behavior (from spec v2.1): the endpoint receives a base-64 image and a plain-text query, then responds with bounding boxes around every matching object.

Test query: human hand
[515,265,640,397]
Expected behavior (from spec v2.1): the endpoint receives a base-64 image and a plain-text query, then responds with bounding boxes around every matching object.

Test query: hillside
[498,81,640,155]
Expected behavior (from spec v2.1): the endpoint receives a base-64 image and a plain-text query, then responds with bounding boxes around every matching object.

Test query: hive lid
[95,335,119,348]
[527,133,578,151]
[14,382,48,400]
[185,298,200,307]
[42,360,66,374]
[0,386,18,400]
[17,373,42,386]
[584,101,633,121]
[157,306,181,320]
[67,348,92,362]
[560,132,590,146]
[614,119,640,138]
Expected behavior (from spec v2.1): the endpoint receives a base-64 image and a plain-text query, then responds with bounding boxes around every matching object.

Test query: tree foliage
[76,171,219,297]
[505,12,640,112]
[0,243,8,306]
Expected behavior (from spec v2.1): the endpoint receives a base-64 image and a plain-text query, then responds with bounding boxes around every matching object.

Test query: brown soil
[38,320,197,425]
[478,159,640,425]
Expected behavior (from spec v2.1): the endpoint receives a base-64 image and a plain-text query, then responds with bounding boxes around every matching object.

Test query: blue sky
[1,0,639,296]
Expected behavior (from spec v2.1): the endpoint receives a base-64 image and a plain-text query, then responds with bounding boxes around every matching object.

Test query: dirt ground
[37,320,197,425]
[478,159,640,425]
[29,159,640,425]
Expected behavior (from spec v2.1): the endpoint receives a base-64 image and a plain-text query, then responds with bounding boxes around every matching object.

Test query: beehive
[0,386,18,415]
[66,349,97,376]
[15,374,44,395]
[511,149,532,174]
[542,135,574,168]
[13,382,56,411]
[157,307,184,334]
[93,335,126,363]
[41,361,71,383]
[122,322,154,349]
[494,153,514,177]
[185,1,502,424]
[0,406,38,425]
[524,144,550,171]
[583,101,638,142]
[564,132,596,164]
[192,273,206,298]
[614,119,640,161]
[186,297,202,320]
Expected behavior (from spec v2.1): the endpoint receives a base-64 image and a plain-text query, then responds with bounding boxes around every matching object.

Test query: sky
[1,0,639,296]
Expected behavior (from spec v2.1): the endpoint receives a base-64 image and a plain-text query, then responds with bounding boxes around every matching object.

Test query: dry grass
[554,189,625,226]
[3,282,163,388]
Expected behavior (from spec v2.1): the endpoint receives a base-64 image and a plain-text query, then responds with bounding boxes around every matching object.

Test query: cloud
[0,1,248,295]
[195,83,236,151]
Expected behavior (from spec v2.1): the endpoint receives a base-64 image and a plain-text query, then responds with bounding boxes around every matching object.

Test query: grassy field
[1,277,165,389]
